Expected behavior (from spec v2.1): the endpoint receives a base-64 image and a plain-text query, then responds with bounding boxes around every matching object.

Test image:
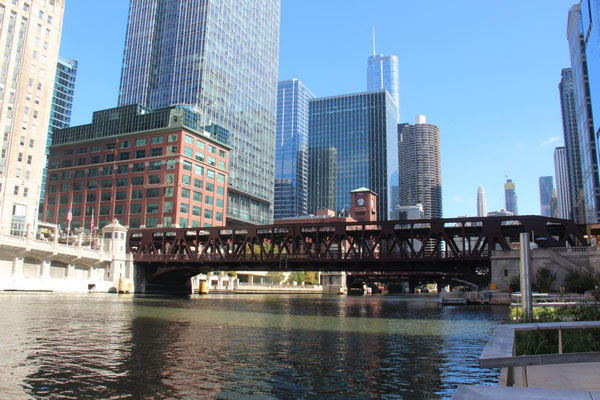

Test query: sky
[59,0,578,219]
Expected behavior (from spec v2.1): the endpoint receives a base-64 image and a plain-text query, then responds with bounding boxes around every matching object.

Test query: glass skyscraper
[582,0,600,132]
[308,91,398,219]
[567,4,600,223]
[559,68,584,222]
[539,176,554,217]
[554,146,571,220]
[504,179,518,215]
[40,57,78,212]
[118,0,281,224]
[274,79,314,219]
[367,54,400,117]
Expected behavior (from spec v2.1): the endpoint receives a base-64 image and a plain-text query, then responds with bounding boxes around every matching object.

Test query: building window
[205,196,213,206]
[217,186,224,196]
[163,216,172,227]
[204,209,213,219]
[101,192,111,202]
[217,173,225,184]
[148,175,161,184]
[195,152,205,162]
[183,161,192,171]
[117,165,129,174]
[115,191,126,201]
[216,198,224,208]
[182,175,191,185]
[185,135,194,145]
[116,179,128,187]
[105,143,116,150]
[135,150,146,159]
[104,154,115,162]
[206,170,215,179]
[114,205,125,215]
[194,179,203,189]
[132,176,144,186]
[181,188,190,198]
[168,134,178,142]
[119,140,130,149]
[86,193,96,202]
[146,203,159,213]
[180,203,189,213]
[179,218,188,228]
[133,163,144,172]
[149,161,161,171]
[130,203,142,214]
[101,180,112,189]
[151,136,164,144]
[166,160,176,169]
[197,140,205,149]
[102,166,113,175]
[216,212,223,222]
[135,138,147,147]
[164,187,174,197]
[192,206,201,216]
[184,147,193,157]
[219,150,226,158]
[119,152,130,160]
[151,147,163,157]
[206,182,214,192]
[207,156,216,166]
[146,188,160,198]
[131,189,143,199]
[163,201,173,212]
[193,191,202,202]
[194,165,204,176]
[87,181,97,190]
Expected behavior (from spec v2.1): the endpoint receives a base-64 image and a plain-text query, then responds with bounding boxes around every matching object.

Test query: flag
[67,208,72,223]
[90,210,95,232]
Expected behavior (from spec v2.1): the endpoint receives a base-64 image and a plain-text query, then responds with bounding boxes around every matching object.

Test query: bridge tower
[350,187,378,222]
[101,220,133,293]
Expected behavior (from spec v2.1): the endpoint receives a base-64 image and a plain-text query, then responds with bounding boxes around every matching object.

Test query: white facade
[554,146,571,219]
[0,0,65,236]
[477,185,487,217]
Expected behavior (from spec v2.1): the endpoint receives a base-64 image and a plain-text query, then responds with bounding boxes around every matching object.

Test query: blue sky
[60,1,577,218]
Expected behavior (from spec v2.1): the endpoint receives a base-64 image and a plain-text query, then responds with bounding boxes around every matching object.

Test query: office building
[308,91,398,219]
[582,0,600,132]
[0,0,65,236]
[554,146,571,219]
[118,0,281,225]
[504,179,518,215]
[367,54,400,116]
[398,204,424,220]
[551,188,559,218]
[40,57,78,213]
[539,176,554,217]
[398,115,442,219]
[559,68,584,222]
[308,146,337,214]
[477,185,487,217]
[488,209,514,217]
[567,4,600,222]
[274,79,314,219]
[43,105,229,230]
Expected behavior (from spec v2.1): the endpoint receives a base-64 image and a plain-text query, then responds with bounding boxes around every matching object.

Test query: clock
[357,198,365,206]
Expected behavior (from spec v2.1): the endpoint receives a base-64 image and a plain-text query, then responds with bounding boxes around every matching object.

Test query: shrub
[564,269,597,293]
[534,267,556,293]
[509,275,520,292]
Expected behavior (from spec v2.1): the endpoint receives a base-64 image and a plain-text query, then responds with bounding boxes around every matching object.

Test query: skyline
[60,1,576,219]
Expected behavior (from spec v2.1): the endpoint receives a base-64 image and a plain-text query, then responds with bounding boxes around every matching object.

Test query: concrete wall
[491,248,598,291]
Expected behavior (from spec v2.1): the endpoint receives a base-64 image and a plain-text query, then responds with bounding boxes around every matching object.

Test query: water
[0,293,508,399]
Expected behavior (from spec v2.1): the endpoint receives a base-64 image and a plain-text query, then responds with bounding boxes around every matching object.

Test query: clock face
[357,198,365,206]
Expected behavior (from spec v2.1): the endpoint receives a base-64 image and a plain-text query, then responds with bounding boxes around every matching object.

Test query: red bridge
[128,216,586,292]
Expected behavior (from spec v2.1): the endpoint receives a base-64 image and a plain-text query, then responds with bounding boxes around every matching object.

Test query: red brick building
[43,105,229,230]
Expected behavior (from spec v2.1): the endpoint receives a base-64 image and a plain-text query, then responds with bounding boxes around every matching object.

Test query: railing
[479,321,600,387]
[549,247,591,254]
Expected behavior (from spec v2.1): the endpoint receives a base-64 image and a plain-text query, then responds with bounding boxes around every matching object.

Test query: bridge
[128,216,587,292]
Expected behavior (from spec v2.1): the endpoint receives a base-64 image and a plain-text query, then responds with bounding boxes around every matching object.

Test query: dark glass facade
[308,146,337,213]
[538,176,553,217]
[118,0,281,224]
[308,91,398,219]
[568,4,600,222]
[274,79,314,219]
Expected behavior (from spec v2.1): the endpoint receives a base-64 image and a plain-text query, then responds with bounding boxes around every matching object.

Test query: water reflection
[0,293,508,399]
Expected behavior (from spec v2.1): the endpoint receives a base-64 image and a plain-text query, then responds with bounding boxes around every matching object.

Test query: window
[207,156,216,166]
[105,143,116,150]
[17,153,23,162]
[163,216,172,227]
[166,160,176,169]
[49,173,58,181]
[135,150,146,159]
[205,195,213,206]
[218,161,226,170]
[117,165,129,174]
[48,185,57,193]
[164,187,174,197]
[194,165,204,176]
[149,161,161,171]
[216,212,223,222]
[86,193,96,202]
[23,188,28,197]
[182,174,191,185]
[27,155,32,165]
[146,217,158,228]
[104,154,115,162]
[168,134,178,142]
[179,218,188,228]
[165,173,175,184]
[102,166,113,175]
[100,205,110,216]
[181,188,190,198]
[130,203,142,214]
[180,203,189,213]
[75,170,85,179]
[131,189,143,199]
[129,218,141,228]
[217,186,224,196]
[185,135,194,145]
[101,192,111,202]
[132,176,144,186]
[184,147,193,157]
[119,152,130,160]
[133,163,144,172]
[72,195,82,204]
[146,203,159,213]
[192,206,202,216]
[163,201,173,212]
[219,150,226,157]
[62,159,72,168]
[208,145,216,154]
[47,197,55,205]
[206,182,214,192]
[216,198,224,208]
[151,147,163,157]
[46,209,54,218]
[114,205,125,215]
[146,188,160,198]
[101,180,112,189]
[119,140,130,149]
[135,138,147,147]
[64,149,74,156]
[87,181,97,190]
[77,157,86,166]
[91,145,101,152]
[183,160,192,171]
[196,140,205,149]
[206,170,215,179]
[151,136,164,144]
[217,173,225,184]
[148,175,161,184]
[193,191,202,202]
[73,182,83,191]
[90,155,100,164]
[60,183,70,192]
[116,179,128,187]
[195,152,205,162]
[204,209,213,219]
[194,179,203,189]
[77,147,86,154]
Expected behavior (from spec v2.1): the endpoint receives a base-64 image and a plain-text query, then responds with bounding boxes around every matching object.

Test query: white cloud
[452,195,464,203]
[540,136,560,147]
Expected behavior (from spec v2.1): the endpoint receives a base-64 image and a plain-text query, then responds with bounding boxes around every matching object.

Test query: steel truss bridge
[128,216,586,289]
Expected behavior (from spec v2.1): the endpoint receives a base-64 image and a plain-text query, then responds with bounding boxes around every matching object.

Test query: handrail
[480,322,600,387]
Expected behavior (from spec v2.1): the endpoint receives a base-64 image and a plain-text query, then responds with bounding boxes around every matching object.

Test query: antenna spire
[372,26,376,57]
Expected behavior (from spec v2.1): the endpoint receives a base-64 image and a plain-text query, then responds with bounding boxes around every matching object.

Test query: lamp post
[519,232,533,320]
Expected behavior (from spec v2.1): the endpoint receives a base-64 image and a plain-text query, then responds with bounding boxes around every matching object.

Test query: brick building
[43,105,229,230]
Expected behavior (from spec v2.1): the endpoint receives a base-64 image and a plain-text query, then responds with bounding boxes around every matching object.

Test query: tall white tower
[477,185,487,217]
[0,0,66,235]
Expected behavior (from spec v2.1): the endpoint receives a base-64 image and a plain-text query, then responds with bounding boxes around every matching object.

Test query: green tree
[509,275,520,292]
[266,271,283,284]
[304,271,318,285]
[288,271,305,285]
[564,269,597,293]
[534,268,556,293]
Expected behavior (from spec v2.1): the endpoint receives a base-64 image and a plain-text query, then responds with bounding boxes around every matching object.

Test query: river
[0,292,508,399]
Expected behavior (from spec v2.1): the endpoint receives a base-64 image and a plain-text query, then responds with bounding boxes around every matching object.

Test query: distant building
[0,1,66,235]
[488,209,514,217]
[308,91,398,219]
[559,69,584,222]
[40,58,79,215]
[551,188,559,218]
[567,4,600,222]
[504,179,518,215]
[398,204,424,220]
[477,185,487,217]
[274,79,314,219]
[43,105,229,230]
[554,147,571,219]
[367,54,400,116]
[581,0,600,141]
[398,115,442,219]
[308,147,337,214]
[539,176,554,217]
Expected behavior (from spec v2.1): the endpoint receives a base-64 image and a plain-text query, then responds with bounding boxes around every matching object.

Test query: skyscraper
[367,54,400,117]
[554,146,571,219]
[308,147,337,213]
[539,176,554,217]
[567,4,600,223]
[118,0,281,224]
[504,179,518,215]
[581,0,600,134]
[551,188,559,218]
[559,68,584,222]
[308,91,398,219]
[477,185,487,217]
[274,79,314,219]
[40,57,78,213]
[0,1,65,235]
[398,115,442,219]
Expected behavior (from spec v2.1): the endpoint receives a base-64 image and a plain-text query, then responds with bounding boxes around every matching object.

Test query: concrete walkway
[500,362,600,391]
[453,385,600,399]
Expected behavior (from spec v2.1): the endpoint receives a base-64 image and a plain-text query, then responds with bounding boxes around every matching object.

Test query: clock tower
[350,187,378,222]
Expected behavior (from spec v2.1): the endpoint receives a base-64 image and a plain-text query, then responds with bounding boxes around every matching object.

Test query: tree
[509,275,520,292]
[266,271,283,284]
[304,271,318,285]
[288,271,305,285]
[534,268,556,293]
